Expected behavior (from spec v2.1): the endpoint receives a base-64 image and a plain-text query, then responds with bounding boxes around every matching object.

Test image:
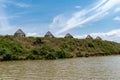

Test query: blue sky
[0,0,120,42]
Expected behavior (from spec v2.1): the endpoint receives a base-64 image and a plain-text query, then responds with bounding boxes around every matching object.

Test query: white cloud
[50,0,120,35]
[91,29,120,42]
[74,29,120,42]
[50,28,120,42]
[114,16,120,21]
[75,6,81,9]
[9,1,30,8]
[0,0,30,8]
[27,32,40,37]
[115,8,120,12]
[50,15,66,28]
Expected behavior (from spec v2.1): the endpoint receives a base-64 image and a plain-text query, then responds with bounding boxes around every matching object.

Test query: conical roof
[64,33,73,38]
[95,36,102,40]
[15,29,25,34]
[14,29,25,37]
[45,31,54,38]
[86,35,93,39]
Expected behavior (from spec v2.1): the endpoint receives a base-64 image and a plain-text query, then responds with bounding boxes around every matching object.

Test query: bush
[55,50,72,58]
[13,46,23,53]
[39,45,55,56]
[3,53,12,61]
[60,44,68,49]
[88,43,94,48]
[34,37,43,44]
[0,49,6,55]
[31,49,40,55]
[30,45,56,59]
[27,54,36,60]
[45,52,56,60]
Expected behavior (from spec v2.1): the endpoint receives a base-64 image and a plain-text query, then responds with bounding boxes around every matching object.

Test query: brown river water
[0,56,120,80]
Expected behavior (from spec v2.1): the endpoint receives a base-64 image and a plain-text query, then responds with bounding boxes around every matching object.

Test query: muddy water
[0,56,120,80]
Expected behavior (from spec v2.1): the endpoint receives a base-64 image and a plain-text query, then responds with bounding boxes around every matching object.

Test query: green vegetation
[0,35,120,61]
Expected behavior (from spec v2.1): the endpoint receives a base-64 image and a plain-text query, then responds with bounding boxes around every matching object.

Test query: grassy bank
[0,35,120,61]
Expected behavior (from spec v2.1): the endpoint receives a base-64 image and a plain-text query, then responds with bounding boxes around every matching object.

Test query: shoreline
[1,53,120,61]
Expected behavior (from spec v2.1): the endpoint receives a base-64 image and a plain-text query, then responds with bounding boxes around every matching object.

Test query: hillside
[0,35,120,61]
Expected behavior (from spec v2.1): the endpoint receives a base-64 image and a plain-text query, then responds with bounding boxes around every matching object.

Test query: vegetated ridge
[0,35,120,61]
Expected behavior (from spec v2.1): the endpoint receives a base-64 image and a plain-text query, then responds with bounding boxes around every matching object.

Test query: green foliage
[31,49,39,55]
[45,52,56,60]
[88,43,94,48]
[40,45,55,56]
[60,44,68,49]
[30,46,72,60]
[0,36,120,61]
[12,44,25,54]
[3,53,12,61]
[27,53,36,60]
[0,49,7,55]
[34,37,43,44]
[55,49,73,58]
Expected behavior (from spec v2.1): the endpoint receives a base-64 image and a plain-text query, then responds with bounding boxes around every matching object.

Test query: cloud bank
[74,29,120,42]
[114,17,120,21]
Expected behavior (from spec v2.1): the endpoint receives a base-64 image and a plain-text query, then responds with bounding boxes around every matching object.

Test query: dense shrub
[45,52,56,60]
[88,43,94,48]
[31,49,40,55]
[39,45,55,56]
[0,49,6,55]
[30,45,56,59]
[26,54,36,60]
[34,37,43,44]
[55,49,73,58]
[3,53,12,61]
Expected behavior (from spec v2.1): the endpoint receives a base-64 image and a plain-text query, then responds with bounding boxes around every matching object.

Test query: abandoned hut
[86,35,93,39]
[44,31,54,38]
[64,33,73,38]
[14,29,26,37]
[95,36,102,40]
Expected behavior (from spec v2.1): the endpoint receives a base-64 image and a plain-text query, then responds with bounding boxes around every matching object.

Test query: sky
[0,0,120,42]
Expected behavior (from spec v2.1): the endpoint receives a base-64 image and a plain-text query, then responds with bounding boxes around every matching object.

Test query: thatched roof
[44,31,54,38]
[14,29,25,37]
[86,35,93,39]
[64,33,73,38]
[95,36,102,40]
[15,29,25,34]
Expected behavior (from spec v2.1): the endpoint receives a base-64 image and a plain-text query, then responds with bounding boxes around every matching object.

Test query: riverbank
[0,35,120,61]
